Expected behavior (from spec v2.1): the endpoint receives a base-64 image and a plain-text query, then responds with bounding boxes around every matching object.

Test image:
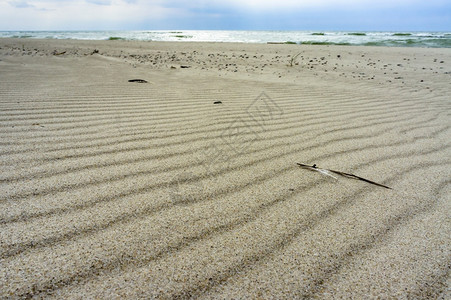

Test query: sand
[0,38,450,298]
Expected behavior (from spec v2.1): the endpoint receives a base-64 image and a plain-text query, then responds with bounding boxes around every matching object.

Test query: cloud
[1,0,185,30]
[86,0,112,6]
[8,1,35,8]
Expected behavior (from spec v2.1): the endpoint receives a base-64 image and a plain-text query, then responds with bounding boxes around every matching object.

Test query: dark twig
[297,163,392,189]
[128,79,148,83]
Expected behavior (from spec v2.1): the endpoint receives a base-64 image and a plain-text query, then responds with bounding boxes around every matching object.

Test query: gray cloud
[8,1,35,8]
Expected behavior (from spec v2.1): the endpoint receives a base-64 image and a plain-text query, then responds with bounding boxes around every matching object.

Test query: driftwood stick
[297,163,392,189]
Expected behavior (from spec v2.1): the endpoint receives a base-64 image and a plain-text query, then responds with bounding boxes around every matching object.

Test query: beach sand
[0,38,450,298]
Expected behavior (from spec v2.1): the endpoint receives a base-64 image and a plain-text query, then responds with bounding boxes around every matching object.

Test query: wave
[1,30,450,48]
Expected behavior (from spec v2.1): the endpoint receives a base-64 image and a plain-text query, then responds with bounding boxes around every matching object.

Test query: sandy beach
[0,38,450,298]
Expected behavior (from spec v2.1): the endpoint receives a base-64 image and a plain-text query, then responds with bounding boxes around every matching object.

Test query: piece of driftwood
[297,163,392,189]
[128,79,148,83]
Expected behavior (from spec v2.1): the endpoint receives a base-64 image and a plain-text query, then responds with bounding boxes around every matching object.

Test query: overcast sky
[0,0,450,31]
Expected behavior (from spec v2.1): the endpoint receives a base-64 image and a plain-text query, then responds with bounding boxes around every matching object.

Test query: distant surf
[1,30,450,48]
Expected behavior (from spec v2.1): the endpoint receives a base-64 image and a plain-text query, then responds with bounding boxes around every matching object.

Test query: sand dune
[0,38,450,298]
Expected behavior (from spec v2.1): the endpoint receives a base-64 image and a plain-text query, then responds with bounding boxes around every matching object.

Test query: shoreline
[3,36,450,48]
[1,36,450,49]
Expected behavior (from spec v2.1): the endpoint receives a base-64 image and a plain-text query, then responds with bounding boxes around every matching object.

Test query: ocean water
[1,30,450,48]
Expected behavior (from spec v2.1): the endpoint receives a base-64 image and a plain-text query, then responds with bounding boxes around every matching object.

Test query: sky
[0,0,450,31]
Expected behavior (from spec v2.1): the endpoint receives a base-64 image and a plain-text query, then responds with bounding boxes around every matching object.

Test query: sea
[1,30,450,48]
